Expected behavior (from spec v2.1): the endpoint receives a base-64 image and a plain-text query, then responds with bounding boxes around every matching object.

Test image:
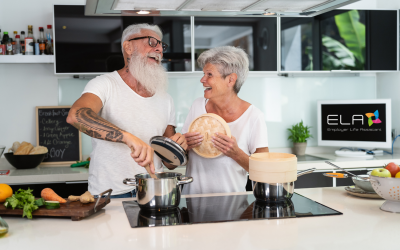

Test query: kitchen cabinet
[281,10,398,71]
[9,181,88,198]
[193,17,277,72]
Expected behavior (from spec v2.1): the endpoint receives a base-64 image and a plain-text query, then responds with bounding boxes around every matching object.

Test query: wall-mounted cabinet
[193,17,277,71]
[281,10,398,72]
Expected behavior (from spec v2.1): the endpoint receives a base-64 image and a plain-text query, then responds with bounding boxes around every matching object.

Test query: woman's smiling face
[201,63,232,99]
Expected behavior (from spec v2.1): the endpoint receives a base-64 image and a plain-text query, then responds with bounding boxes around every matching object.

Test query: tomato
[384,162,400,177]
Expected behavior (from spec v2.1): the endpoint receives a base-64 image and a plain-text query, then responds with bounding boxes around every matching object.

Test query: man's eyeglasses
[128,36,168,52]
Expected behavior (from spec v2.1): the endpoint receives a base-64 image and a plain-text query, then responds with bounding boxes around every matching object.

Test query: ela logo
[365,110,382,126]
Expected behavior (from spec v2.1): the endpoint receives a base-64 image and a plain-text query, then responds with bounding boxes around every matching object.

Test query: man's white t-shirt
[82,71,176,195]
[181,97,268,195]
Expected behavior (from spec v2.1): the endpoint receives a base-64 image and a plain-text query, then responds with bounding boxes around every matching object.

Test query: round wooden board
[345,186,383,199]
[188,113,231,158]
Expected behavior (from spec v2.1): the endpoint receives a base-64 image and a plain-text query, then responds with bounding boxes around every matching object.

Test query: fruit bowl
[370,175,400,213]
[4,152,46,169]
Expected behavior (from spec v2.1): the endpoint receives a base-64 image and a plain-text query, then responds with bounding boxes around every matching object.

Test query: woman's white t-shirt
[181,97,268,195]
[82,71,176,195]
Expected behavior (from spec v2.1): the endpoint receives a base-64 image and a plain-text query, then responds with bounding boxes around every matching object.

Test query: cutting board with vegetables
[0,189,112,221]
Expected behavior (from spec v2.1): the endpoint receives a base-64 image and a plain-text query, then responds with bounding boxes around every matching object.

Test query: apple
[384,162,400,177]
[371,168,392,178]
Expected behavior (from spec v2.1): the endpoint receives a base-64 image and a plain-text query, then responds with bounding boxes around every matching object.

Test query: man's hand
[123,132,155,173]
[184,132,203,151]
[169,132,188,150]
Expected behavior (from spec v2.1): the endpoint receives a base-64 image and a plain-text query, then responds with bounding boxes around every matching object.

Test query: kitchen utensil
[149,136,187,166]
[352,175,375,192]
[130,148,158,180]
[188,113,231,158]
[3,152,46,169]
[324,161,369,181]
[252,199,296,219]
[369,175,400,212]
[344,186,382,199]
[0,146,5,158]
[123,172,193,210]
[323,173,348,178]
[249,152,297,183]
[252,168,316,203]
[0,189,112,221]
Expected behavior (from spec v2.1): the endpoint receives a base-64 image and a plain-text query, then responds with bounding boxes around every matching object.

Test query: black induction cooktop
[122,193,342,228]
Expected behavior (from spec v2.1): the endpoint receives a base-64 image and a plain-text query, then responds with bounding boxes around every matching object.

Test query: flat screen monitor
[317,99,392,149]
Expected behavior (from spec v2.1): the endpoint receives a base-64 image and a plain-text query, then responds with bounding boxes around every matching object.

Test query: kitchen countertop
[2,152,400,185]
[1,187,399,250]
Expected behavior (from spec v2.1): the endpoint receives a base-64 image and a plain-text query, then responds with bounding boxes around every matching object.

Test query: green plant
[287,120,312,143]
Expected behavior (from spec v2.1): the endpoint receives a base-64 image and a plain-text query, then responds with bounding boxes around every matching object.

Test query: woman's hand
[184,132,203,151]
[212,133,241,160]
[169,132,188,150]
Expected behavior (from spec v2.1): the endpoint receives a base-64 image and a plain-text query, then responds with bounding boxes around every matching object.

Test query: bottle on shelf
[39,27,46,55]
[6,38,13,55]
[13,31,18,40]
[2,32,10,45]
[0,44,5,55]
[46,25,53,55]
[25,25,34,55]
[15,35,21,54]
[20,31,25,55]
[35,39,39,55]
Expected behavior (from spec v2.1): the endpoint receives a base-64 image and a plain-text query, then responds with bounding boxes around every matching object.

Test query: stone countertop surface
[2,152,400,184]
[1,187,399,250]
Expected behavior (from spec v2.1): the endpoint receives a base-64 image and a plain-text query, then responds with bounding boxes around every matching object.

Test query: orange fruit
[0,184,13,202]
[395,172,400,178]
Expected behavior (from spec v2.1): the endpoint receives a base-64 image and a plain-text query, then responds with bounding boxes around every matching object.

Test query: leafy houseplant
[287,120,312,156]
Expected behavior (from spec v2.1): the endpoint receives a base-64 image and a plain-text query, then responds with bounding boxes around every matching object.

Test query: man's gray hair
[197,46,249,94]
[121,23,163,52]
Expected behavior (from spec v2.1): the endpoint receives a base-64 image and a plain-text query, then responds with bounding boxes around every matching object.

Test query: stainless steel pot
[252,199,296,218]
[252,168,316,203]
[123,172,193,210]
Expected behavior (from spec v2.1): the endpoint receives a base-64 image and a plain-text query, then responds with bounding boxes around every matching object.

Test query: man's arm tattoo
[73,108,125,143]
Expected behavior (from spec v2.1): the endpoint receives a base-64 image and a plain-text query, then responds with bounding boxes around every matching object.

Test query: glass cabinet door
[193,17,277,71]
[281,10,397,71]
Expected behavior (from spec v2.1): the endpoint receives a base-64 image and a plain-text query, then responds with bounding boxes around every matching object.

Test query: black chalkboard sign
[36,106,82,164]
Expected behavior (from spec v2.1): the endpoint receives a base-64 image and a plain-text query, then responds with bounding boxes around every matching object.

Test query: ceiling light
[137,10,150,14]
[263,12,276,16]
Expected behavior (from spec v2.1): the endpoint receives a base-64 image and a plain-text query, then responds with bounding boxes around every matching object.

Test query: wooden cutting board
[0,189,112,221]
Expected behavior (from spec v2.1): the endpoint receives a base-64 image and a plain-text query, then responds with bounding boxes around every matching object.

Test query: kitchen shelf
[0,55,54,63]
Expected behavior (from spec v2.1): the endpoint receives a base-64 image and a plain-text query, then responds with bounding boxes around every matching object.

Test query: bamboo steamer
[249,152,297,183]
[188,113,231,158]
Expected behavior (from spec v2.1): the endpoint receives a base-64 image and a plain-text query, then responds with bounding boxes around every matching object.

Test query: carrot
[41,188,67,203]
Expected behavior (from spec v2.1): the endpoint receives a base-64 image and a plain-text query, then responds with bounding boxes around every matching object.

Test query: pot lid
[150,136,187,166]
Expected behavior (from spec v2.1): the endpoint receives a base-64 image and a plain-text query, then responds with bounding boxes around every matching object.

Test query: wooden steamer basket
[249,152,313,203]
[188,113,231,158]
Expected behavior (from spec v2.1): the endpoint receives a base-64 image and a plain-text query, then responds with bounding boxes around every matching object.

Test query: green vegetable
[45,201,60,209]
[4,188,39,219]
[71,157,90,168]
[34,198,45,207]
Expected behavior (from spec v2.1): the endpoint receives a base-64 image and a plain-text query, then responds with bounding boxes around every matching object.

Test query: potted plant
[287,120,312,156]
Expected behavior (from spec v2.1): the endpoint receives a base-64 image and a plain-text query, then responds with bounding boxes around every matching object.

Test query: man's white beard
[128,51,168,95]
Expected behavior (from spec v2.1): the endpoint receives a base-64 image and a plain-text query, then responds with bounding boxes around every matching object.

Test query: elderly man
[67,23,187,198]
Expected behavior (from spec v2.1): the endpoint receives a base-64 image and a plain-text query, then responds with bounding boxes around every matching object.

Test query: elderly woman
[182,46,269,195]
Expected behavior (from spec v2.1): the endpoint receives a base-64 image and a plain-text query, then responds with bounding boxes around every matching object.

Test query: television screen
[54,5,191,74]
[318,100,392,148]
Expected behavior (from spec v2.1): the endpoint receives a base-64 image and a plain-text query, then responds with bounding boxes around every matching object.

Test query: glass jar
[0,216,9,237]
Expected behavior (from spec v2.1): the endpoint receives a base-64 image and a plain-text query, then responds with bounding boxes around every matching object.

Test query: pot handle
[297,168,316,177]
[178,176,193,185]
[123,178,136,186]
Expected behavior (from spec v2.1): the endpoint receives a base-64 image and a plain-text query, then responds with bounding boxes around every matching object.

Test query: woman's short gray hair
[197,46,249,94]
[121,23,163,51]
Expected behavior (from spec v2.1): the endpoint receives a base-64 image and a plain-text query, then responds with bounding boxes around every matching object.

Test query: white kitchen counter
[2,151,400,184]
[1,187,399,250]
